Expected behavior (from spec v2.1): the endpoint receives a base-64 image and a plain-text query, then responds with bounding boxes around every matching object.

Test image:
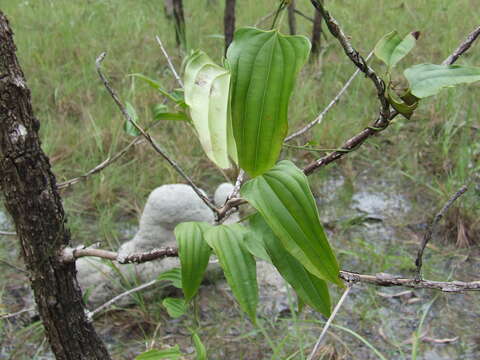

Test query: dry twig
[415,185,468,279]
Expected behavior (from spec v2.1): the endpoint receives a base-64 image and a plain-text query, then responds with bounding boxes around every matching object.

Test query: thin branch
[415,185,468,279]
[303,22,480,175]
[254,10,276,27]
[95,52,218,214]
[58,137,144,189]
[442,25,480,65]
[61,245,178,264]
[0,230,16,236]
[61,244,480,292]
[307,284,353,360]
[286,51,373,142]
[155,35,183,88]
[294,9,314,23]
[1,307,35,320]
[86,278,158,320]
[310,0,390,122]
[340,271,480,292]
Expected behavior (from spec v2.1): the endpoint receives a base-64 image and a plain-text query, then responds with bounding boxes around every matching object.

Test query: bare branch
[0,230,16,236]
[58,137,144,189]
[95,52,218,214]
[1,307,35,320]
[155,35,183,88]
[310,0,390,122]
[415,185,468,279]
[307,284,353,360]
[442,25,480,65]
[340,271,480,292]
[61,245,178,264]
[286,51,373,142]
[294,9,314,23]
[61,244,480,292]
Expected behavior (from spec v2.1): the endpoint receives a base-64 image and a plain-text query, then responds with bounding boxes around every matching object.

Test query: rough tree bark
[311,2,323,57]
[0,12,111,360]
[287,0,297,35]
[224,0,236,53]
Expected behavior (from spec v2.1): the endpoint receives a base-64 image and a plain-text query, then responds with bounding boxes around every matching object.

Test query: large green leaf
[374,31,417,69]
[135,346,182,360]
[227,27,311,177]
[404,63,480,98]
[241,160,342,286]
[175,222,212,302]
[249,214,331,316]
[184,50,236,169]
[204,224,258,322]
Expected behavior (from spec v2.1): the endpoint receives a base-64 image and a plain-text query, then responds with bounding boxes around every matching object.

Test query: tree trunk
[287,0,297,35]
[311,3,323,57]
[224,0,236,53]
[172,0,186,49]
[0,12,111,360]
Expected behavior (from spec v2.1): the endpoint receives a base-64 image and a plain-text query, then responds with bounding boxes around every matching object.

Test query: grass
[1,0,480,358]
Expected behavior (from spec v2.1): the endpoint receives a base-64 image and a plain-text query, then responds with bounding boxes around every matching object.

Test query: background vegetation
[1,0,479,358]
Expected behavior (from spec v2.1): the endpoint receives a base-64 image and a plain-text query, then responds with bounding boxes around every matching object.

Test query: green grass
[1,0,480,358]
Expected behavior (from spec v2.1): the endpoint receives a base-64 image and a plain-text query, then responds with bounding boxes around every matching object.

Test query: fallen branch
[415,185,468,278]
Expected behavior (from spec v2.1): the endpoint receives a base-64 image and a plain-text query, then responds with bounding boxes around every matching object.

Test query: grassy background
[1,0,480,358]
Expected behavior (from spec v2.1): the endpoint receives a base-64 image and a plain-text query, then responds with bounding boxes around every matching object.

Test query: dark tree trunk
[224,0,236,53]
[311,3,323,57]
[172,0,186,49]
[0,12,111,360]
[287,0,297,35]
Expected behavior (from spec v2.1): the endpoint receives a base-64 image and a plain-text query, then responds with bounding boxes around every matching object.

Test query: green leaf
[152,104,189,122]
[157,267,182,289]
[162,297,186,318]
[184,50,235,169]
[227,27,311,177]
[124,102,141,136]
[249,214,331,316]
[130,73,186,106]
[175,222,212,302]
[240,160,342,286]
[204,224,258,322]
[386,87,418,119]
[192,332,207,360]
[374,31,417,69]
[135,346,182,360]
[404,63,480,98]
[242,230,271,263]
